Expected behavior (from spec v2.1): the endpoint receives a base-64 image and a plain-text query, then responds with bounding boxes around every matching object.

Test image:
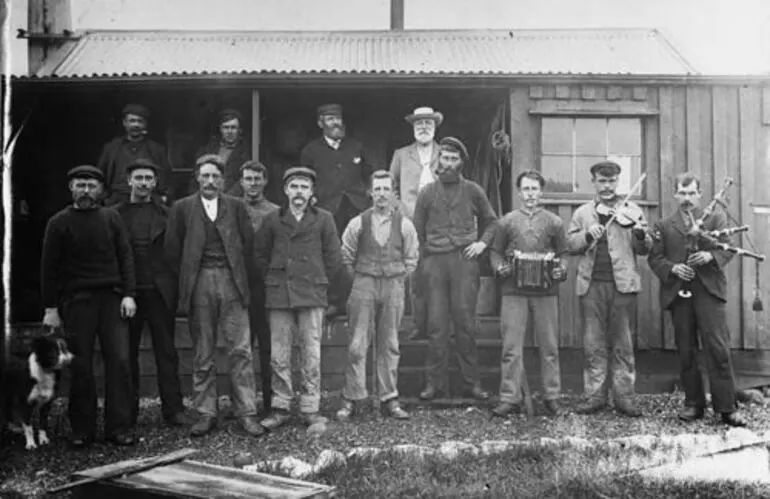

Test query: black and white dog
[3,331,73,449]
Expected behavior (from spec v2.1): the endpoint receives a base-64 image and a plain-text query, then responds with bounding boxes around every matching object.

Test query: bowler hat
[125,158,159,176]
[122,103,151,120]
[283,166,317,184]
[590,160,622,177]
[317,103,343,119]
[218,108,243,125]
[67,165,104,182]
[405,106,444,126]
[438,136,469,161]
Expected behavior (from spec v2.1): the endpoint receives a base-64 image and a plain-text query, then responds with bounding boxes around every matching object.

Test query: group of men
[40,100,747,448]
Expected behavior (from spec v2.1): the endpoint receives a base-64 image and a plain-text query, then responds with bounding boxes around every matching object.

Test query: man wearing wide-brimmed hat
[389,106,443,339]
[192,108,252,196]
[256,166,342,431]
[300,103,373,319]
[97,103,172,206]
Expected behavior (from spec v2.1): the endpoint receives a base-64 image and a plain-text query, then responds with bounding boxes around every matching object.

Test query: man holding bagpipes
[648,173,762,427]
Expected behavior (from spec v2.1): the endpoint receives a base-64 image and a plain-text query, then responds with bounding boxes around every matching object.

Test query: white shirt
[324,136,341,150]
[417,144,434,191]
[201,196,218,221]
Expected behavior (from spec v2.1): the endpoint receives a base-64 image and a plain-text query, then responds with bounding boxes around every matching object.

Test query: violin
[595,201,645,228]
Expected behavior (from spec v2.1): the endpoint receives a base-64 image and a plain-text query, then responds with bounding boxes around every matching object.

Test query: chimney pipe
[27,0,71,75]
[390,0,404,30]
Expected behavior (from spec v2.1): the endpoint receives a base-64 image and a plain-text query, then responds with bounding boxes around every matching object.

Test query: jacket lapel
[149,203,167,242]
[293,209,316,237]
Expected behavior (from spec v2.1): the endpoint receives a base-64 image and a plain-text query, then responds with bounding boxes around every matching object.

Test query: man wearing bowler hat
[113,158,189,427]
[98,104,172,206]
[390,106,443,339]
[256,167,342,430]
[300,103,373,319]
[193,108,251,196]
[41,165,137,447]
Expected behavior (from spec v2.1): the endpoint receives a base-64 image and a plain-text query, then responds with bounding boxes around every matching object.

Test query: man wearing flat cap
[41,165,137,447]
[165,154,264,438]
[413,137,498,402]
[113,158,189,428]
[300,103,373,319]
[389,106,443,339]
[193,109,251,196]
[256,166,343,431]
[567,160,652,417]
[98,104,172,206]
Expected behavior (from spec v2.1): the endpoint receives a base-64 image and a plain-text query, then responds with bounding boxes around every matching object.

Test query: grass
[2,391,770,497]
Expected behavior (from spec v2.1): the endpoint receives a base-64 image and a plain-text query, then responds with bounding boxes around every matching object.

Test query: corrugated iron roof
[30,28,697,79]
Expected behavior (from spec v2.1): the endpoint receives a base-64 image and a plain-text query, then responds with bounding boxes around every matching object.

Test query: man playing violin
[489,170,568,417]
[647,173,747,427]
[567,161,652,417]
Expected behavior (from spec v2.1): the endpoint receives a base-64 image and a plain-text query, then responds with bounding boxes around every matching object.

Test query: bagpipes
[678,177,766,310]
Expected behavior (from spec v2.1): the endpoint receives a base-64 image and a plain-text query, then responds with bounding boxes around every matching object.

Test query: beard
[324,124,346,140]
[438,169,460,184]
[73,194,97,210]
[414,130,435,144]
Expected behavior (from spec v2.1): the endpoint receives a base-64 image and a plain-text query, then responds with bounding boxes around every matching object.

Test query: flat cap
[438,136,469,160]
[589,160,622,177]
[283,166,317,184]
[218,108,243,125]
[317,103,343,118]
[125,158,159,176]
[67,165,104,182]
[122,103,151,120]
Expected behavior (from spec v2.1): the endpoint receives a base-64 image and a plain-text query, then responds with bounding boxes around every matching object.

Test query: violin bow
[587,172,648,251]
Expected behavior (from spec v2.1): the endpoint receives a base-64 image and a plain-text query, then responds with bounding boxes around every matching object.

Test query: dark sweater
[591,213,615,282]
[41,206,136,307]
[122,203,155,288]
[413,176,498,255]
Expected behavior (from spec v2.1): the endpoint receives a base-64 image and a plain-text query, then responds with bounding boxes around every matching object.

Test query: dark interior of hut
[9,84,510,322]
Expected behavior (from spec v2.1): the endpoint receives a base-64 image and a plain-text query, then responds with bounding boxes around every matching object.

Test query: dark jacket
[97,136,171,199]
[113,199,178,311]
[164,193,255,315]
[648,207,734,309]
[193,137,251,196]
[254,205,342,309]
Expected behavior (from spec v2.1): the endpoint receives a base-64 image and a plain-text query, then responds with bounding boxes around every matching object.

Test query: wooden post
[27,0,71,75]
[390,0,404,30]
[251,90,260,161]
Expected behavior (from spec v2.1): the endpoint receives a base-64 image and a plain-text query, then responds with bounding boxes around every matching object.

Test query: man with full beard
[389,106,443,339]
[300,104,372,319]
[98,104,171,206]
[41,165,137,447]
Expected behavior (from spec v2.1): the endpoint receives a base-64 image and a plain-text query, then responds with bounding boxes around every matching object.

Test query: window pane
[608,119,642,155]
[607,155,643,195]
[541,155,573,193]
[574,156,599,194]
[542,118,573,154]
[575,118,606,155]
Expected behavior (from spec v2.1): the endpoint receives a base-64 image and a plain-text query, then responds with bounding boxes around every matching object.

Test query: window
[540,117,643,195]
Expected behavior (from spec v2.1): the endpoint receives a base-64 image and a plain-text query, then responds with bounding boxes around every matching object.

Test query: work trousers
[670,277,737,414]
[423,250,481,393]
[343,275,405,402]
[580,280,637,402]
[249,278,272,411]
[128,288,184,423]
[499,294,561,404]
[189,268,257,418]
[408,259,427,335]
[269,307,325,414]
[62,289,133,438]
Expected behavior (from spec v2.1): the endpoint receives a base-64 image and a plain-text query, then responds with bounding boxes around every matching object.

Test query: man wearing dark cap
[165,154,263,438]
[113,158,189,428]
[567,160,652,417]
[300,103,373,318]
[413,137,498,401]
[97,104,172,206]
[255,166,342,431]
[193,109,251,196]
[41,165,137,447]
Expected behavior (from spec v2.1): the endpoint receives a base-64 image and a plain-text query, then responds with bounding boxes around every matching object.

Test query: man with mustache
[336,170,419,421]
[164,154,264,438]
[489,170,569,418]
[413,137,498,401]
[114,159,189,428]
[300,104,372,319]
[192,109,251,196]
[567,161,651,417]
[256,167,342,431]
[98,104,172,206]
[389,107,443,339]
[41,165,137,447]
[648,173,746,427]
[238,160,279,414]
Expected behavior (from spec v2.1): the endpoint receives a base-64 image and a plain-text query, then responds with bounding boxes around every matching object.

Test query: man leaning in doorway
[300,103,373,319]
[193,108,251,196]
[389,106,442,339]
